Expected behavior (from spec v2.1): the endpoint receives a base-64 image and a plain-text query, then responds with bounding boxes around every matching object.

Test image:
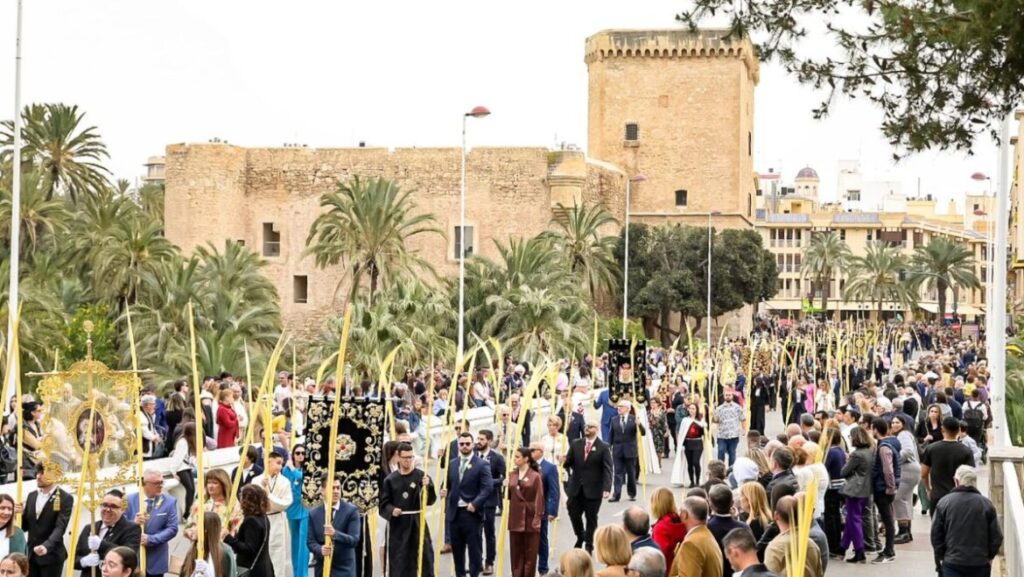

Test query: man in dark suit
[556,390,586,443]
[20,463,73,577]
[74,489,142,570]
[231,445,264,497]
[307,474,361,577]
[442,431,493,577]
[608,399,645,502]
[124,469,179,577]
[476,430,505,575]
[562,420,612,553]
[530,442,560,575]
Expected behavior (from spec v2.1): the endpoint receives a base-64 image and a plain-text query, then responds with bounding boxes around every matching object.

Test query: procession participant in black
[19,462,74,577]
[608,399,644,502]
[441,432,493,577]
[73,489,142,570]
[379,442,437,577]
[475,430,505,576]
[562,419,612,553]
[750,371,769,436]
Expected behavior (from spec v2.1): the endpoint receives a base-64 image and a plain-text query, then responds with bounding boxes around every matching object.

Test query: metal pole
[622,179,631,339]
[458,115,467,367]
[990,115,1011,446]
[707,213,713,344]
[5,0,23,410]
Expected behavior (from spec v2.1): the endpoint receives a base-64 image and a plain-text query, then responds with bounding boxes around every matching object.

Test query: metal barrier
[988,444,1024,577]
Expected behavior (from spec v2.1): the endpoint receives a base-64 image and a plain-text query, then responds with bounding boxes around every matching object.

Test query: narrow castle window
[454,226,474,260]
[262,222,280,257]
[675,190,688,207]
[293,275,308,304]
[625,123,639,141]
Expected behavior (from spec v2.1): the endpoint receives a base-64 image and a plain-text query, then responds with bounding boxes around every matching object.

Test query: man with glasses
[380,442,437,577]
[124,469,179,577]
[562,419,612,553]
[73,489,142,571]
[441,432,493,577]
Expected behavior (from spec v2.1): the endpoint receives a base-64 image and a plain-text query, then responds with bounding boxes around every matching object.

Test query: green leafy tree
[541,203,621,301]
[909,236,981,320]
[0,170,71,257]
[93,217,176,310]
[1,103,111,201]
[305,176,442,306]
[843,242,917,319]
[676,1,1024,154]
[64,304,117,366]
[801,231,852,316]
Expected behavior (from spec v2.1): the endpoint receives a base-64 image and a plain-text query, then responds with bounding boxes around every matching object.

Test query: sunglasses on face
[294,451,306,456]
[458,442,472,446]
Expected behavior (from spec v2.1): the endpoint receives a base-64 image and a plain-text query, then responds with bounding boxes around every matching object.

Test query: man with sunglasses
[284,444,310,577]
[124,469,178,577]
[441,431,493,577]
[73,489,142,571]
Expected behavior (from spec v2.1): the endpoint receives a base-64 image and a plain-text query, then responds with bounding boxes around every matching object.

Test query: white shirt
[35,487,54,517]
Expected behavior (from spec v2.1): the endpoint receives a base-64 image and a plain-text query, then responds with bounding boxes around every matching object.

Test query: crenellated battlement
[584,28,759,82]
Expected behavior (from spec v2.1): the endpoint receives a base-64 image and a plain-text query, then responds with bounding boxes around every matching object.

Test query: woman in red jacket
[507,447,545,577]
[215,389,239,448]
[650,487,687,569]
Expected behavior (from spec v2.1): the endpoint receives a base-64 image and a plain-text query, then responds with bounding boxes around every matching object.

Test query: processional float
[26,320,150,577]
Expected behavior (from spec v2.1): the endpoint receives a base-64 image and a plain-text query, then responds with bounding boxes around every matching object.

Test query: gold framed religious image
[71,404,109,456]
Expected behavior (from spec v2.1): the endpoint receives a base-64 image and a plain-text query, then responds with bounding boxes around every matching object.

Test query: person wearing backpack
[962,389,988,462]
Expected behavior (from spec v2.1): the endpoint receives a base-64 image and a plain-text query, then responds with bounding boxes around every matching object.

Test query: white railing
[1001,460,1024,577]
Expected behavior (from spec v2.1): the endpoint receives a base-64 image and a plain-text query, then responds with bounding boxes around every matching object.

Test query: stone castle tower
[585,29,759,227]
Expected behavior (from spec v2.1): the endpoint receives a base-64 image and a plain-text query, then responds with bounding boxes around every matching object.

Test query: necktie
[584,441,592,460]
[621,416,626,430]
[146,498,155,513]
[99,525,111,540]
[459,457,469,481]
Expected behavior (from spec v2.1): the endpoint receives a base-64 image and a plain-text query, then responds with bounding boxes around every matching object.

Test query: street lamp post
[622,174,646,339]
[706,211,721,343]
[5,0,23,409]
[458,106,490,367]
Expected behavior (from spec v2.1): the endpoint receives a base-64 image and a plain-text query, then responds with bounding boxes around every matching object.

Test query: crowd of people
[0,318,1008,577]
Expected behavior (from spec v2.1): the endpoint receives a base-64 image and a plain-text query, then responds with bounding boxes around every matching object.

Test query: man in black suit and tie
[74,489,142,571]
[20,462,73,577]
[609,399,645,502]
[307,474,361,577]
[231,445,263,496]
[441,431,493,577]
[562,419,612,553]
[476,430,505,575]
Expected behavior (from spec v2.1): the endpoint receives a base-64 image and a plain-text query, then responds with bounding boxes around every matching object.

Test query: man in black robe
[380,442,437,577]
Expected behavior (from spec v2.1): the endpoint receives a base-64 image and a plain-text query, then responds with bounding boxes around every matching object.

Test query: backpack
[963,401,984,437]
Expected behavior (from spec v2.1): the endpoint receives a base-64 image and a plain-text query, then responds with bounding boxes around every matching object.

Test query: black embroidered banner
[607,339,648,404]
[302,395,385,512]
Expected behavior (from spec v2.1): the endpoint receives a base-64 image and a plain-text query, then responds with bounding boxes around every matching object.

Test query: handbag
[236,521,266,577]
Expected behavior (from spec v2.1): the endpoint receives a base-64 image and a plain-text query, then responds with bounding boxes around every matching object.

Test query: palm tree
[92,217,177,310]
[540,203,620,301]
[1,103,111,202]
[801,231,851,317]
[908,236,981,320]
[843,242,917,320]
[482,285,590,360]
[0,170,71,256]
[305,176,442,305]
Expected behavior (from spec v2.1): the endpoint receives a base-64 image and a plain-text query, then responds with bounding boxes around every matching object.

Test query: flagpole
[5,0,24,413]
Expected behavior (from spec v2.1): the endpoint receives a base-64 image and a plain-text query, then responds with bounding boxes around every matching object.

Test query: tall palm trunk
[820,272,830,315]
[936,279,948,321]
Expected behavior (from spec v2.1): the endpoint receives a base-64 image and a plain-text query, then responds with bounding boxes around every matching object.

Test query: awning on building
[953,305,984,316]
[917,302,939,313]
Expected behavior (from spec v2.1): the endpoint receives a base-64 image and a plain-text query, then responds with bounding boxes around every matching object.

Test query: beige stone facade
[1009,110,1024,312]
[164,28,759,338]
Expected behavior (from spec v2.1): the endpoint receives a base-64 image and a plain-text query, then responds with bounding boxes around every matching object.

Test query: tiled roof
[766,213,810,223]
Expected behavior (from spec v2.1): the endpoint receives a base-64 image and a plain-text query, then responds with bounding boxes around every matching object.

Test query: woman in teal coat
[283,444,310,577]
[0,494,27,555]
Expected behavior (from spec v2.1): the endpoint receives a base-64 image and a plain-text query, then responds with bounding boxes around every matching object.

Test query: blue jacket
[871,436,902,494]
[282,465,309,520]
[478,450,506,508]
[594,390,616,425]
[307,500,361,577]
[123,492,179,576]
[445,453,493,518]
[539,460,560,518]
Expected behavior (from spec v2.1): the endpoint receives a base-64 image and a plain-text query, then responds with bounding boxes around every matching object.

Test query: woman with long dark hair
[224,485,273,577]
[168,421,198,519]
[507,447,543,577]
[165,393,187,443]
[0,494,26,556]
[180,511,236,577]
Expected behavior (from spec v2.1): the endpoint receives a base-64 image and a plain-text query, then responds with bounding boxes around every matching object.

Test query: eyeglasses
[100,503,120,510]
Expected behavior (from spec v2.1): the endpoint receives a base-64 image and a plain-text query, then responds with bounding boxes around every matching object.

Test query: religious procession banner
[301,395,385,512]
[607,339,648,404]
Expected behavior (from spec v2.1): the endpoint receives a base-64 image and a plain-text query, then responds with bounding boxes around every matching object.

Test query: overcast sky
[0,1,1008,210]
